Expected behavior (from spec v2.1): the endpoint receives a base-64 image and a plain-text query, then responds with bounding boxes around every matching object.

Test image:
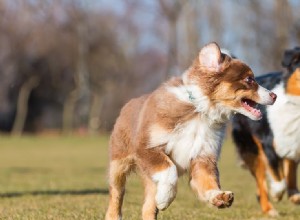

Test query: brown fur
[190,156,220,194]
[188,58,260,110]
[141,175,158,220]
[286,68,300,96]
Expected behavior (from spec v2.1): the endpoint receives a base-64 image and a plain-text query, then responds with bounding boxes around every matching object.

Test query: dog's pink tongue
[242,100,262,118]
[251,108,261,118]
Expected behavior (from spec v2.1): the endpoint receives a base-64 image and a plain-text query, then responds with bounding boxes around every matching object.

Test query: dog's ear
[199,42,222,71]
[282,48,300,68]
[282,49,295,67]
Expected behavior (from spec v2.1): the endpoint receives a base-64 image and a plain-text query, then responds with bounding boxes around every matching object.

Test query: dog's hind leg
[284,159,300,204]
[105,158,133,220]
[141,175,159,220]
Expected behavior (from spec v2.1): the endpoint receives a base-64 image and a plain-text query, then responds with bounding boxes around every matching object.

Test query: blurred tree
[0,0,299,135]
[0,0,134,134]
[85,13,128,134]
[272,0,292,68]
[207,1,223,44]
[176,0,199,70]
[246,0,292,71]
[159,0,187,79]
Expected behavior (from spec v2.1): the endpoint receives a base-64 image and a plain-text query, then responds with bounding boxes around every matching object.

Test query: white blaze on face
[237,84,276,121]
[257,85,275,105]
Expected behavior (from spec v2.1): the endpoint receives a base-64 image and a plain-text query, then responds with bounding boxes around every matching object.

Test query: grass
[0,135,300,219]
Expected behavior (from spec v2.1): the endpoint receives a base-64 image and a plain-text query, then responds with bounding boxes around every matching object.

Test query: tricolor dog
[105,42,277,220]
[232,47,300,216]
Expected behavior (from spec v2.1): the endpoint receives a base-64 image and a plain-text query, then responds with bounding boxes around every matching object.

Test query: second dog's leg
[189,156,234,208]
[240,151,278,216]
[253,156,278,215]
[284,159,300,204]
[251,136,282,216]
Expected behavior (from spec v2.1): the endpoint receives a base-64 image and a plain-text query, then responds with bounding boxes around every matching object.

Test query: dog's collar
[186,90,196,102]
[182,70,196,103]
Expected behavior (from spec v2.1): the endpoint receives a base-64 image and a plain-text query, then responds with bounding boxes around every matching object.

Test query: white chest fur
[267,83,300,161]
[149,117,225,172]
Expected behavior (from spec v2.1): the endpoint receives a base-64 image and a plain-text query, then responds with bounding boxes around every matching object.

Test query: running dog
[105,42,277,220]
[232,47,300,216]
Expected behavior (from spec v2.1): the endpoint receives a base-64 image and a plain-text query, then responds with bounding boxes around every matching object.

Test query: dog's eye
[292,57,299,64]
[245,76,255,84]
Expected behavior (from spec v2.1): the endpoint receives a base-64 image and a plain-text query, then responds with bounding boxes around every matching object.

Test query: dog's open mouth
[241,98,262,118]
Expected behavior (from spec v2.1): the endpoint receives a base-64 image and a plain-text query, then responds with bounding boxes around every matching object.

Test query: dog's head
[185,42,277,120]
[282,47,300,96]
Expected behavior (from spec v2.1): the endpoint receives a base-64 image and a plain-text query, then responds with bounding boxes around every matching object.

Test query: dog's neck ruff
[186,89,196,102]
[278,82,300,106]
[267,83,300,161]
[180,70,232,124]
[286,95,300,106]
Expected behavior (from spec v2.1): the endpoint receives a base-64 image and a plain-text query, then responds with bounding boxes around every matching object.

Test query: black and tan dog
[232,47,300,216]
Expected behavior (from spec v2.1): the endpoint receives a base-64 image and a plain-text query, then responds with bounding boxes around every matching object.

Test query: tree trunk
[159,0,186,80]
[62,22,90,135]
[11,75,40,136]
[182,2,198,69]
[62,88,80,135]
[207,1,223,44]
[88,92,103,135]
[76,22,90,128]
[273,0,291,69]
[165,19,179,79]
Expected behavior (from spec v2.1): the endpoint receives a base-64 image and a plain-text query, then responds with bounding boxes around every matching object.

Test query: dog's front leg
[137,148,178,220]
[189,156,234,208]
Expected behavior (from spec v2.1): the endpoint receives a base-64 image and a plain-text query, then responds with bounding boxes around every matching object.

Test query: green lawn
[0,135,299,220]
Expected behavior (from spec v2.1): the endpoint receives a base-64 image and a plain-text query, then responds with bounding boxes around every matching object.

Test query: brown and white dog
[105,42,277,220]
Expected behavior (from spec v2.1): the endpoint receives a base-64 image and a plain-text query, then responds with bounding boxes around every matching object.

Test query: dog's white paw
[267,209,279,217]
[289,192,300,204]
[269,179,286,202]
[205,190,234,208]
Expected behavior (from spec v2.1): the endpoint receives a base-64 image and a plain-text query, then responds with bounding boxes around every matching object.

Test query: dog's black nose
[270,92,277,101]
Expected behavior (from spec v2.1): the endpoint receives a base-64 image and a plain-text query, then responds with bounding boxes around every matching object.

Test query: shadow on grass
[0,188,109,198]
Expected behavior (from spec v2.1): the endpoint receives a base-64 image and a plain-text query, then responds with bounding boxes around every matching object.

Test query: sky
[82,0,300,74]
